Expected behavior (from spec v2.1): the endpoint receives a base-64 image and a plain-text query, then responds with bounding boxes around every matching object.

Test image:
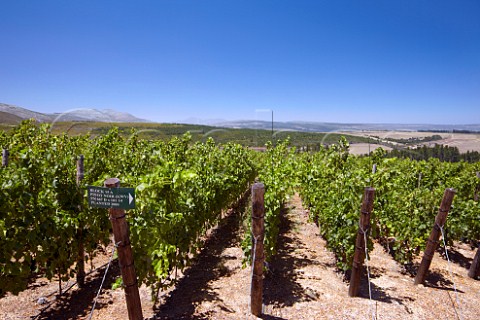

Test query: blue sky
[1,0,479,124]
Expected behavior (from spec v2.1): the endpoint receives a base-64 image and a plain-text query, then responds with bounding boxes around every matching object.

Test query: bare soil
[1,193,480,319]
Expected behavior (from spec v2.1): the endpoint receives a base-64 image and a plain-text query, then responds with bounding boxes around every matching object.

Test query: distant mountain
[180,117,228,125]
[50,108,149,123]
[0,103,53,122]
[0,103,149,123]
[3,103,479,132]
[213,120,480,133]
[0,111,24,125]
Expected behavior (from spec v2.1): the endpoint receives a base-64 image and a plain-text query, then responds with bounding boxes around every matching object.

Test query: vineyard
[0,120,257,297]
[1,120,480,319]
[299,138,480,270]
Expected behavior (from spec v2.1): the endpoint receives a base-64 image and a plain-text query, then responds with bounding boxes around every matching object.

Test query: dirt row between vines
[1,193,480,319]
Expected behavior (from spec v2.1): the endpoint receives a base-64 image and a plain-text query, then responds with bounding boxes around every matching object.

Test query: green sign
[87,186,135,209]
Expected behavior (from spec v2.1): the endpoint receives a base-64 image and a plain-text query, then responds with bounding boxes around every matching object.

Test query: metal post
[271,110,273,139]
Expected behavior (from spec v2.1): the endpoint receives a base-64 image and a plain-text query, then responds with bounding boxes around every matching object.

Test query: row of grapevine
[299,138,480,272]
[0,121,256,297]
[125,136,255,297]
[298,137,373,271]
[242,139,297,263]
[1,121,477,299]
[372,154,480,264]
[0,122,110,295]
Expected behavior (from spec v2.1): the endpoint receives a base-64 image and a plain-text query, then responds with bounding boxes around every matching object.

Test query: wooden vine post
[474,171,480,202]
[251,182,265,316]
[2,149,8,167]
[414,188,456,285]
[469,172,480,279]
[104,178,143,320]
[76,155,85,287]
[349,187,375,297]
[468,246,480,279]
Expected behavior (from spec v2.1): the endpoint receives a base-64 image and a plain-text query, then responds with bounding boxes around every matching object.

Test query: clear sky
[1,0,479,124]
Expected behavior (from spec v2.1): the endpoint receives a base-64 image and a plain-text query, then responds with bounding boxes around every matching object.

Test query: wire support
[439,226,464,320]
[358,224,371,235]
[434,222,444,231]
[249,234,262,312]
[87,241,120,320]
[362,229,376,320]
[109,214,126,221]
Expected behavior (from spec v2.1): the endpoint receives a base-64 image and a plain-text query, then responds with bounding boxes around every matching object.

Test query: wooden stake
[105,178,143,320]
[474,172,480,202]
[251,182,265,316]
[414,188,456,285]
[468,244,480,279]
[349,187,375,297]
[2,149,8,167]
[76,155,85,287]
[472,173,480,278]
[77,155,84,183]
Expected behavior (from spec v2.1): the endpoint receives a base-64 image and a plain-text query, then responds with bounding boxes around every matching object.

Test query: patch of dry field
[424,133,480,153]
[342,131,480,153]
[349,143,393,155]
[341,131,451,140]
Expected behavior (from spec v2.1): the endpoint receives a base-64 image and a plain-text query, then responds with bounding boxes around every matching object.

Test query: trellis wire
[249,234,261,313]
[439,226,464,320]
[87,241,120,320]
[362,227,376,320]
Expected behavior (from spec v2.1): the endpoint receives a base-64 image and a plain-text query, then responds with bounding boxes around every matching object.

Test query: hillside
[0,103,148,123]
[216,120,480,133]
[39,121,371,148]
[0,103,52,122]
[0,111,23,125]
[2,103,479,153]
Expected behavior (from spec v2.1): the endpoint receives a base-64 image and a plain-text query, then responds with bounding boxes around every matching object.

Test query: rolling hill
[0,103,148,123]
